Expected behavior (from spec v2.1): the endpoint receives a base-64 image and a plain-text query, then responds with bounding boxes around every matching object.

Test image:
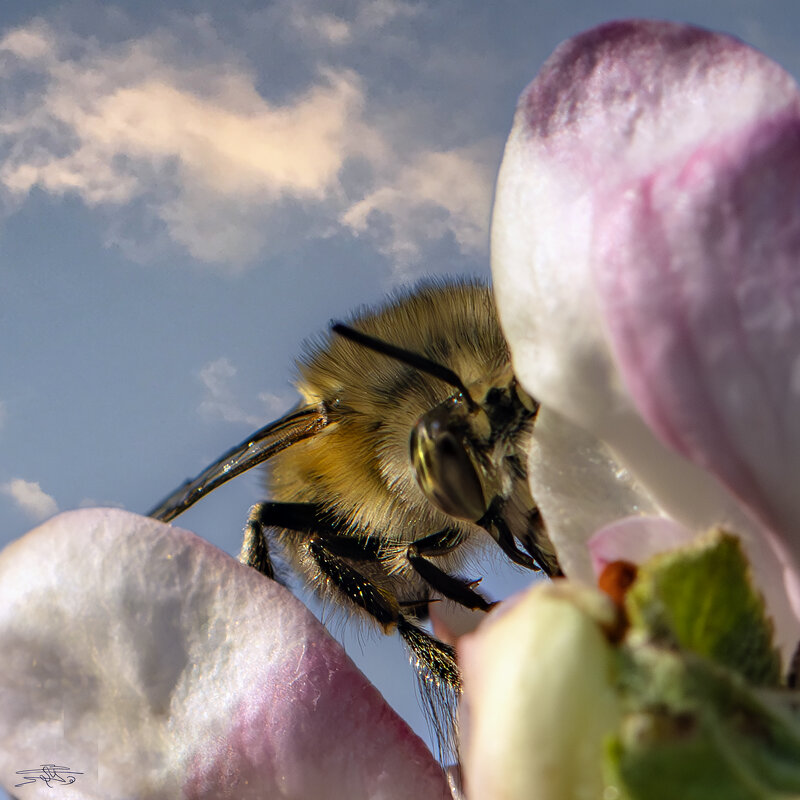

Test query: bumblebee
[148,280,560,753]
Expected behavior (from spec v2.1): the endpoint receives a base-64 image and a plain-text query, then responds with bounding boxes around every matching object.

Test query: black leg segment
[407,527,492,611]
[239,503,276,579]
[307,536,400,629]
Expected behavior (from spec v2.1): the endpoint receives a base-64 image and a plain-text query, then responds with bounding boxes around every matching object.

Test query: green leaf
[606,647,800,800]
[624,530,781,686]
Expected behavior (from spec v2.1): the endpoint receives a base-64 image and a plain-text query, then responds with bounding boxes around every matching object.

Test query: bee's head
[410,369,537,522]
[330,320,537,525]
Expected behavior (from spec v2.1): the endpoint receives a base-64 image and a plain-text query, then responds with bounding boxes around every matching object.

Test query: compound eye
[410,418,486,521]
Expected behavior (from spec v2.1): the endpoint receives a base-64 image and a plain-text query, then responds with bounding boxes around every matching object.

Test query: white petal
[459,582,620,800]
[526,407,659,581]
[492,20,800,651]
[0,509,451,800]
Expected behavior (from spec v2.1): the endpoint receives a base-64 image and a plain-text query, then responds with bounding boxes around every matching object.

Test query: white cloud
[257,390,298,419]
[2,478,59,521]
[0,12,497,274]
[282,0,419,44]
[0,21,376,267]
[198,358,297,428]
[198,358,260,426]
[341,145,495,276]
[0,24,52,60]
[3,71,363,201]
[354,0,420,30]
[288,11,353,45]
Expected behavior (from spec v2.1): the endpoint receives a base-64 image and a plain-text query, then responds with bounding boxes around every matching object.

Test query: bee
[147,279,561,756]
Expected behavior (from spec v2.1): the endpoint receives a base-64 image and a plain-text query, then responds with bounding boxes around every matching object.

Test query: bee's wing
[147,404,330,523]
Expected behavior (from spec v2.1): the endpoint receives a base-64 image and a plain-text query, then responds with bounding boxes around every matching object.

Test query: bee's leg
[396,616,460,691]
[406,528,493,612]
[479,498,543,571]
[243,501,400,624]
[241,501,362,580]
[311,534,462,757]
[306,535,403,628]
[286,530,465,704]
[243,505,462,666]
[398,598,433,619]
[397,617,461,763]
[238,503,276,579]
[300,527,467,675]
[303,530,463,698]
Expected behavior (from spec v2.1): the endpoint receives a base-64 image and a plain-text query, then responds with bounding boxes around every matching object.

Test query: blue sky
[2,0,800,786]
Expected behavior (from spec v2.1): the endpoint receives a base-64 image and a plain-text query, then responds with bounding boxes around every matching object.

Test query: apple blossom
[492,19,800,651]
[460,527,800,800]
[460,17,800,800]
[0,509,451,799]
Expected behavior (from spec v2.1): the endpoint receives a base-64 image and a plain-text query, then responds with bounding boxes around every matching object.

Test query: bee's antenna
[331,322,479,411]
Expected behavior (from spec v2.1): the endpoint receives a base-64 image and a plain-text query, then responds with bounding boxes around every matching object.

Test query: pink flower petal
[0,509,450,800]
[595,114,800,580]
[495,20,798,441]
[588,516,696,577]
[492,19,800,650]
